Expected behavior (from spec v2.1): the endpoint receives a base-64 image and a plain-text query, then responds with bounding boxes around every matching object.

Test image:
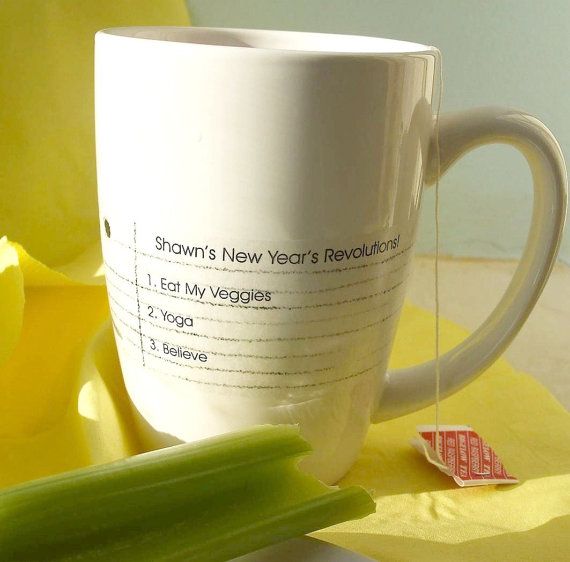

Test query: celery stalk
[0,425,374,561]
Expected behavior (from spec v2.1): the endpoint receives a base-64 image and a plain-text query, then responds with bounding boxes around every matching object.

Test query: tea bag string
[433,55,443,462]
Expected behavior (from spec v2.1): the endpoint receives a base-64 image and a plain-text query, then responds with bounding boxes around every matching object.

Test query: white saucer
[232,536,374,561]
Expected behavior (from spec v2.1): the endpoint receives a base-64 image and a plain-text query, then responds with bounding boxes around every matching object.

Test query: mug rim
[96,26,438,58]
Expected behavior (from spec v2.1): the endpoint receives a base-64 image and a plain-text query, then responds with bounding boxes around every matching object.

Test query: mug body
[95,27,438,483]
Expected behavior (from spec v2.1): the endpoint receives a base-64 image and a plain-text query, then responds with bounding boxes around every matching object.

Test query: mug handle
[373,107,567,422]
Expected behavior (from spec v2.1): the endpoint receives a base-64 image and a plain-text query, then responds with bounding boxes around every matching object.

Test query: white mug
[95,27,567,484]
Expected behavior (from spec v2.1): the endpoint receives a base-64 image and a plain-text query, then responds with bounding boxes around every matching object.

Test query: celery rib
[0,425,374,561]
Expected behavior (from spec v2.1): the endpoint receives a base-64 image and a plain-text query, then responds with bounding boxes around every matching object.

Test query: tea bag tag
[411,425,518,487]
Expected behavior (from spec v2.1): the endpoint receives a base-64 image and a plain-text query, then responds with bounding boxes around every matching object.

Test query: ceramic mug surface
[95,27,566,483]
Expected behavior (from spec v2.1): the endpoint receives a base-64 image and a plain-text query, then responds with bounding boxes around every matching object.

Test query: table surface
[407,256,570,409]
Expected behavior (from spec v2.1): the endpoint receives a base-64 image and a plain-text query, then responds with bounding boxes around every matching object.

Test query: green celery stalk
[0,425,374,561]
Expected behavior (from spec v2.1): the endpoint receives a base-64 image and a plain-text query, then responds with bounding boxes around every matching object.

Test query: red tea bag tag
[411,425,518,487]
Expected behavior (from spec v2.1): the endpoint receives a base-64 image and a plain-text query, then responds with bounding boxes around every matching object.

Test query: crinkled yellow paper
[1,2,569,560]
[0,0,190,269]
[316,305,570,561]
[0,0,190,482]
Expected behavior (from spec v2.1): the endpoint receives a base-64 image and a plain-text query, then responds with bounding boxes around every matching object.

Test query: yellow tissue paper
[1,2,569,560]
[0,0,189,485]
[316,305,570,561]
[0,0,190,271]
[0,238,24,365]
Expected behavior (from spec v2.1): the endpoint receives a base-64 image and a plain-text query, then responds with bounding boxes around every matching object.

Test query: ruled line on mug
[109,293,401,342]
[274,261,408,294]
[195,299,394,325]
[107,275,394,326]
[121,344,384,390]
[162,362,383,389]
[103,256,409,296]
[109,238,412,275]
[108,292,397,338]
[155,353,335,375]
[107,276,392,325]
[110,309,392,360]
[132,222,146,366]
[104,261,408,310]
[114,324,384,375]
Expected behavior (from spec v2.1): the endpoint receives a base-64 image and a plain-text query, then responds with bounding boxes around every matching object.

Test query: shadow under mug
[95,27,567,484]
